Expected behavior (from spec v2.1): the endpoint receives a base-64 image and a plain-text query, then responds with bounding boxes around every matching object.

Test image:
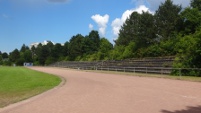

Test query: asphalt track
[0,67,201,113]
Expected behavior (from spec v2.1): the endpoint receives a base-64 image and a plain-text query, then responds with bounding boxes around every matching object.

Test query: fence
[48,56,201,78]
[49,61,201,77]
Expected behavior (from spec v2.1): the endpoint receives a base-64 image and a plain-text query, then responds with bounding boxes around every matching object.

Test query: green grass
[0,66,61,108]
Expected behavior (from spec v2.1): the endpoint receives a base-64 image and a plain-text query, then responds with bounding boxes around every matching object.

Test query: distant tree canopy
[1,0,201,75]
[191,0,201,11]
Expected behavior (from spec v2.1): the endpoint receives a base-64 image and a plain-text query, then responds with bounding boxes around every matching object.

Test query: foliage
[116,11,155,48]
[172,30,201,76]
[154,0,182,40]
[116,12,141,46]
[180,7,201,35]
[191,0,201,11]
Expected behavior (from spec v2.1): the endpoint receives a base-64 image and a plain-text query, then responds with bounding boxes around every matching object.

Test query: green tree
[116,12,141,46]
[23,50,33,62]
[52,43,64,60]
[191,0,201,11]
[111,45,125,60]
[88,30,101,52]
[97,38,113,60]
[99,38,113,53]
[180,7,201,35]
[82,30,101,55]
[0,55,2,63]
[20,44,29,52]
[35,44,51,65]
[63,41,69,56]
[82,36,93,54]
[155,0,182,40]
[172,31,201,76]
[9,49,20,63]
[137,11,156,47]
[69,34,84,60]
[45,41,54,56]
[122,42,136,59]
[116,11,155,48]
[2,52,8,59]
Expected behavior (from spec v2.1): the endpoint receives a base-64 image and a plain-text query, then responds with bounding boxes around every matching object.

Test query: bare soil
[0,67,201,113]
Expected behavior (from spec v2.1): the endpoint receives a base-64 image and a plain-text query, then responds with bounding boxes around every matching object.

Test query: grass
[0,66,61,108]
[83,69,201,82]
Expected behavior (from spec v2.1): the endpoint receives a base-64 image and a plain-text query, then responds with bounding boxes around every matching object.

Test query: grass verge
[0,66,61,108]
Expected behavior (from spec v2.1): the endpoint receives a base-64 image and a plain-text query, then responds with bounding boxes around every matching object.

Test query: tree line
[1,0,201,72]
[0,30,113,66]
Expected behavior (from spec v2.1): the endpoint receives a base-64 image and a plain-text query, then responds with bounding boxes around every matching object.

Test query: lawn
[0,66,61,108]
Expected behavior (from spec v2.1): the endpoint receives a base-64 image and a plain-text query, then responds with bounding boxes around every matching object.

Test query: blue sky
[0,0,190,53]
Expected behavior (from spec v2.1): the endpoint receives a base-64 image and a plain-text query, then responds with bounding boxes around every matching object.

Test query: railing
[50,63,201,77]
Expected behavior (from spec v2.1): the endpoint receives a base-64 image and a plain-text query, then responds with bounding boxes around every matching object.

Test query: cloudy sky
[0,0,190,53]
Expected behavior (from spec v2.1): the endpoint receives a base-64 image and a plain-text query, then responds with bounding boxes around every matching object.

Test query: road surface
[0,67,201,113]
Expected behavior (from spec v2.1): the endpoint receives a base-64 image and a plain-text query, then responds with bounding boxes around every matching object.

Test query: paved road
[0,67,201,113]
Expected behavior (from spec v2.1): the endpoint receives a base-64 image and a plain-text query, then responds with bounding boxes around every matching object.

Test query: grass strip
[0,66,61,108]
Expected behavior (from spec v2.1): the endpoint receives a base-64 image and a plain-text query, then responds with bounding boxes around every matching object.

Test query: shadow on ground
[161,106,201,113]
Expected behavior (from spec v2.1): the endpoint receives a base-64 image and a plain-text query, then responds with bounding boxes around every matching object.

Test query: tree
[68,34,84,60]
[35,43,51,65]
[63,41,69,56]
[122,42,136,59]
[116,11,156,49]
[155,0,182,40]
[20,44,29,52]
[116,12,141,46]
[173,30,201,76]
[0,54,2,62]
[81,36,91,54]
[9,49,20,63]
[180,7,201,35]
[137,11,156,47]
[2,52,8,59]
[23,50,33,62]
[45,41,54,56]
[52,43,64,60]
[98,38,113,60]
[99,38,113,53]
[88,30,101,52]
[191,0,201,11]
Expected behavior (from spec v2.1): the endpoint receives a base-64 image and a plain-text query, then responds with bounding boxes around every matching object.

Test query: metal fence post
[146,67,147,74]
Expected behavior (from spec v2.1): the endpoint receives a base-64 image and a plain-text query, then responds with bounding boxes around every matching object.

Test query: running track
[0,67,201,113]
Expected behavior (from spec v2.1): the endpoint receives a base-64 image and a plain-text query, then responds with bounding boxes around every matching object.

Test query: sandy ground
[0,67,201,113]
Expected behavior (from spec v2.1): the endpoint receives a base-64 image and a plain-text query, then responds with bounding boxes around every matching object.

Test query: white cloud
[91,14,109,36]
[89,24,94,30]
[111,5,152,38]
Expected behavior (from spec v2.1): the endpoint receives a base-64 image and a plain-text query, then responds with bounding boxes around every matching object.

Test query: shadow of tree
[161,106,201,113]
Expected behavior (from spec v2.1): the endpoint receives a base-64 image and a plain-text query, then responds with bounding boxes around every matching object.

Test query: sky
[0,0,190,53]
